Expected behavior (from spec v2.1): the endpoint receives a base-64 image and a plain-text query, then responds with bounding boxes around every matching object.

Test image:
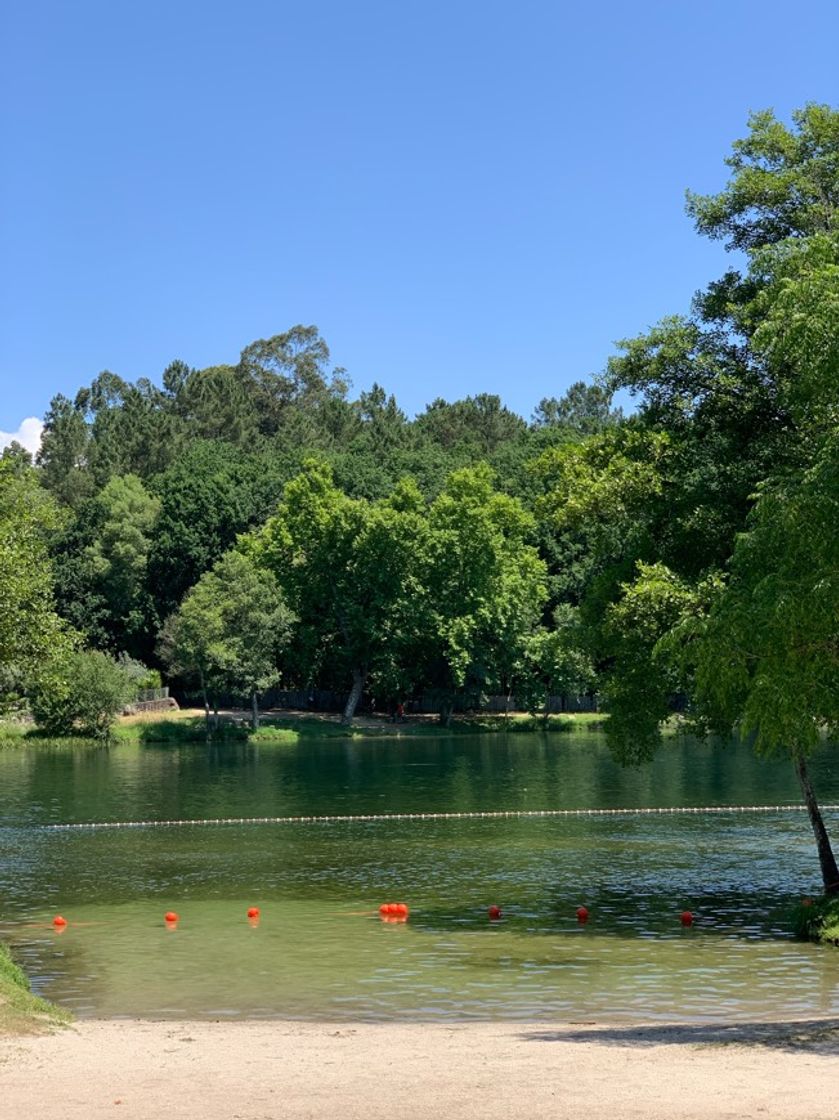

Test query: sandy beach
[2,1018,839,1119]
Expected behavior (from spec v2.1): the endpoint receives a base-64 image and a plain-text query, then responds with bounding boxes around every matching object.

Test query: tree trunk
[794,752,839,894]
[439,699,453,727]
[341,668,366,725]
[251,691,259,731]
[200,671,211,740]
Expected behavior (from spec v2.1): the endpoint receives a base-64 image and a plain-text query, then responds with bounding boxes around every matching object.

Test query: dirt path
[2,1018,838,1119]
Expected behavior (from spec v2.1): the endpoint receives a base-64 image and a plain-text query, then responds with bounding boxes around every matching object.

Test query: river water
[1,730,837,1022]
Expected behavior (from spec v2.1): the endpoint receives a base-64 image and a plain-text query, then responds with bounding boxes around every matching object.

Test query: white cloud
[0,417,44,457]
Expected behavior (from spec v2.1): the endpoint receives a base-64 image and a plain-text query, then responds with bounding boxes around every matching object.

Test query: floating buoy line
[40,804,839,832]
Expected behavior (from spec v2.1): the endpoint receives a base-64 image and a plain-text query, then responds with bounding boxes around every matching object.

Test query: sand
[2,1018,839,1119]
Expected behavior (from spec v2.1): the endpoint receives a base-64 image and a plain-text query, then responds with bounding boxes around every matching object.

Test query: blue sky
[2,0,837,447]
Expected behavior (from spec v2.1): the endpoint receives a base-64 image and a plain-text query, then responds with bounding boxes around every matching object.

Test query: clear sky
[1,0,837,446]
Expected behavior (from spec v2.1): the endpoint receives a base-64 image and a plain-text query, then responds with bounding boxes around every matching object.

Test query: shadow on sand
[519,1017,839,1054]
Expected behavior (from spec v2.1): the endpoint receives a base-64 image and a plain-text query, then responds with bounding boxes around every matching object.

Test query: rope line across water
[41,804,839,831]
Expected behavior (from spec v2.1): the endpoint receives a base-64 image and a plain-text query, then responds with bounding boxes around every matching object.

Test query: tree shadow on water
[519,1017,839,1054]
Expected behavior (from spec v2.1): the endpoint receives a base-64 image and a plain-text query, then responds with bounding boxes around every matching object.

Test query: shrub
[791,896,839,944]
[137,667,163,691]
[29,650,137,739]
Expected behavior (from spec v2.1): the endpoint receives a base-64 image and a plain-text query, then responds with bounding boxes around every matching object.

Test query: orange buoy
[380,902,408,922]
[680,910,694,927]
[164,911,179,924]
[488,905,502,921]
[247,907,260,919]
[576,906,589,923]
[52,914,67,928]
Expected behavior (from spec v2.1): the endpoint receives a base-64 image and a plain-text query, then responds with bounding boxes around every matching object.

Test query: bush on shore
[28,649,137,739]
[791,896,839,945]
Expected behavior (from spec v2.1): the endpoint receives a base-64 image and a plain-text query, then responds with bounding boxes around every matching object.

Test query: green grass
[249,724,301,743]
[790,895,839,945]
[0,943,69,1035]
[0,717,246,747]
[0,723,100,749]
[459,712,606,733]
[116,717,249,745]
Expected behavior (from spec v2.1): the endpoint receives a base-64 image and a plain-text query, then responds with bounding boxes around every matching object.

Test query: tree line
[2,104,837,889]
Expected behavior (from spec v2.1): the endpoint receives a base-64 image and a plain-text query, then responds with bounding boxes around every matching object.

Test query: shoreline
[0,708,609,747]
[2,1016,838,1119]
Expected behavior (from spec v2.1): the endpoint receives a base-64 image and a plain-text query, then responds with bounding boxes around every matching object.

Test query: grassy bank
[247,710,608,741]
[0,943,69,1035]
[1,709,607,746]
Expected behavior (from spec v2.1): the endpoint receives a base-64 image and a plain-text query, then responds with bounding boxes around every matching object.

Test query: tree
[601,564,717,764]
[250,462,429,724]
[599,116,839,587]
[684,434,839,892]
[560,105,839,679]
[236,325,349,438]
[251,461,548,724]
[158,589,225,736]
[677,224,839,892]
[1,442,33,469]
[354,383,410,452]
[85,377,182,482]
[749,233,839,431]
[414,395,526,456]
[519,606,595,724]
[532,380,622,434]
[686,104,839,251]
[146,441,291,620]
[36,394,93,508]
[0,458,67,682]
[531,423,675,633]
[49,474,161,659]
[178,365,259,444]
[159,551,295,732]
[84,475,161,656]
[162,359,192,399]
[420,465,547,723]
[580,104,839,891]
[29,649,136,739]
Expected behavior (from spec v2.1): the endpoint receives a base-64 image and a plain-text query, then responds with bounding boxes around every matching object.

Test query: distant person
[396,702,405,723]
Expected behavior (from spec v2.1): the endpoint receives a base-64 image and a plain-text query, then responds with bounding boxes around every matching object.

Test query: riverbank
[0,944,68,1034]
[0,708,608,747]
[2,1017,838,1119]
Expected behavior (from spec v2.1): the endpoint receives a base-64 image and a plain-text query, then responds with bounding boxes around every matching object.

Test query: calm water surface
[1,731,838,1022]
